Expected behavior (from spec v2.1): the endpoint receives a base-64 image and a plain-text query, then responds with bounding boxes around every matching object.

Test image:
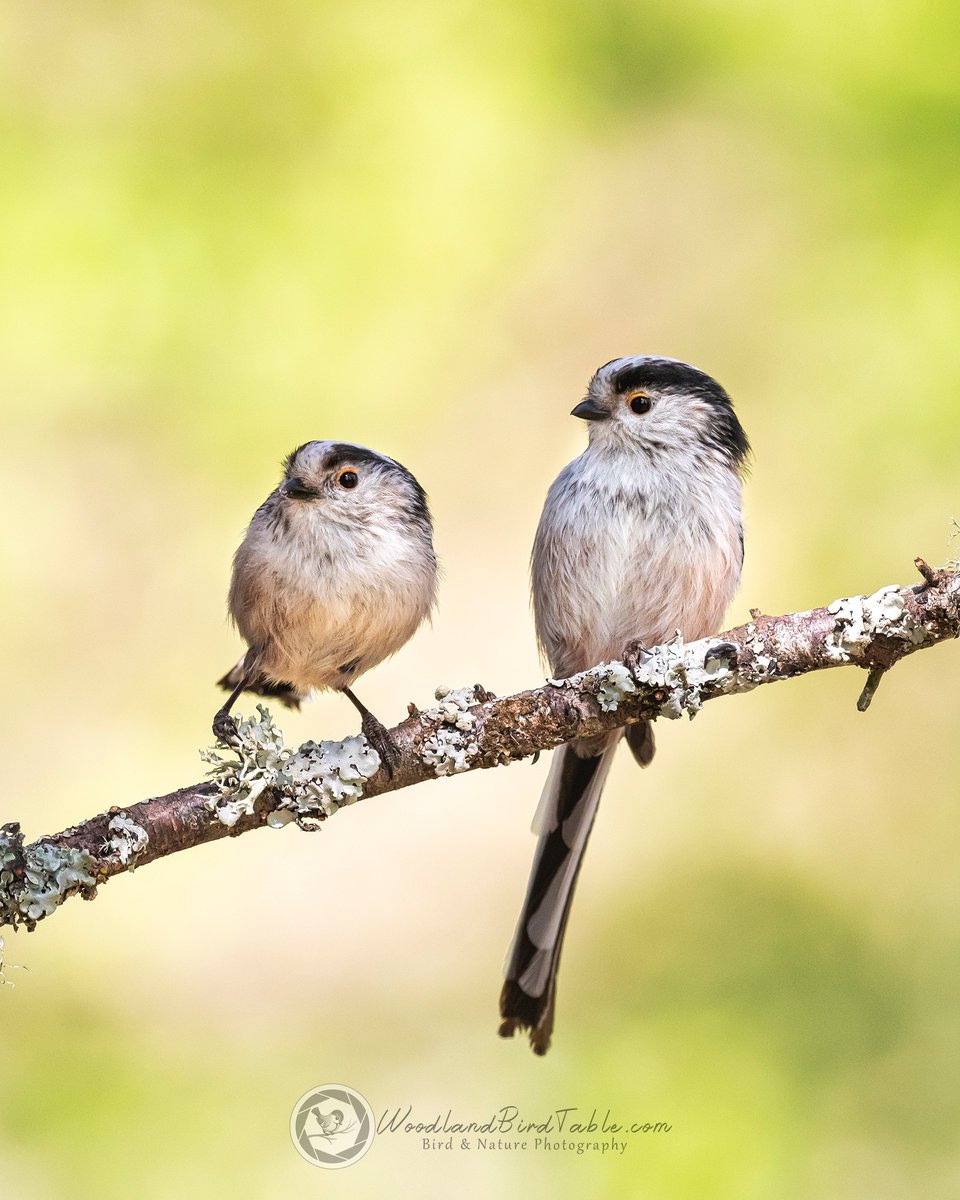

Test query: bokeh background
[2,2,960,1196]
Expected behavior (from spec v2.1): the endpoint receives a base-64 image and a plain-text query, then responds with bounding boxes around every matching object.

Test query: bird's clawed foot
[212,711,240,745]
[361,712,401,778]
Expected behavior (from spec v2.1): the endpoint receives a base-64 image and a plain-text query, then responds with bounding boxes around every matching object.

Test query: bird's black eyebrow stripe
[612,360,729,402]
[284,442,390,474]
[322,443,391,471]
[282,441,433,525]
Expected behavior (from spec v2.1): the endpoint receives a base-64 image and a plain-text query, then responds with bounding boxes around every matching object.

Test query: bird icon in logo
[307,1106,355,1144]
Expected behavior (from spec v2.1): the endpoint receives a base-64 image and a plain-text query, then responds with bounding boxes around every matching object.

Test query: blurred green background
[2,1,959,1196]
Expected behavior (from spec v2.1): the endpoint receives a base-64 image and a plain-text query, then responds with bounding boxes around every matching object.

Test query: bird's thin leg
[212,678,248,744]
[341,687,400,777]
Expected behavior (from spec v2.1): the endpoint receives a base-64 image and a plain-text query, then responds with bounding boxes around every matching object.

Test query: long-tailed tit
[500,356,749,1054]
[213,440,437,771]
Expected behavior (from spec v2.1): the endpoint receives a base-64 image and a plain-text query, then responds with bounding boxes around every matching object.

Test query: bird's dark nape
[707,404,750,469]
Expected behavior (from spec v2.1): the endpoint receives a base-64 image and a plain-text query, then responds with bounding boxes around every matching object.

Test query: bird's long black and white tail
[499,736,620,1055]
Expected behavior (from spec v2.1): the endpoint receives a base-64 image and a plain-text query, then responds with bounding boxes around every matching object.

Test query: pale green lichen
[201,705,381,828]
[826,585,926,662]
[551,659,647,709]
[201,706,291,827]
[745,629,776,677]
[593,662,637,711]
[421,685,480,730]
[551,635,746,721]
[101,815,149,868]
[0,826,97,930]
[419,685,482,775]
[626,638,712,717]
[278,735,381,823]
[421,727,480,775]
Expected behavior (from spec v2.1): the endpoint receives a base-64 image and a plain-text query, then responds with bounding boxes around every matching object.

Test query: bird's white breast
[532,442,742,677]
[237,504,436,691]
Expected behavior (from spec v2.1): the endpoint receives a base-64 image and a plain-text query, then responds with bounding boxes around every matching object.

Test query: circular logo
[289,1084,375,1169]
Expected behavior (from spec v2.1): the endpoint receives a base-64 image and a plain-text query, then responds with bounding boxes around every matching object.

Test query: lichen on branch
[1,559,958,933]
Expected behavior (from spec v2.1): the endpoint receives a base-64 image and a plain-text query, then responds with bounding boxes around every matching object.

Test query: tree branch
[3,558,959,934]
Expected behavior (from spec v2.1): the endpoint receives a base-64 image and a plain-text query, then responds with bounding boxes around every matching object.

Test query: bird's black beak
[280,476,319,500]
[571,398,611,422]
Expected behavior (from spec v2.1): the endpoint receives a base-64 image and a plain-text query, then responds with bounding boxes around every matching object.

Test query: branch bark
[2,558,958,933]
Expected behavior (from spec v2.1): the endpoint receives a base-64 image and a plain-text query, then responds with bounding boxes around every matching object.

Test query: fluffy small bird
[213,440,437,770]
[500,355,749,1054]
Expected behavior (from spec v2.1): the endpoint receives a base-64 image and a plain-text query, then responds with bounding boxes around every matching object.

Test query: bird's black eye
[629,393,652,415]
[338,469,359,489]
